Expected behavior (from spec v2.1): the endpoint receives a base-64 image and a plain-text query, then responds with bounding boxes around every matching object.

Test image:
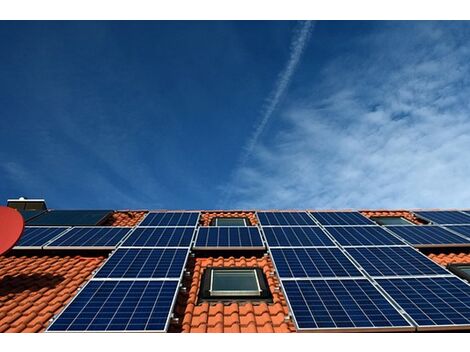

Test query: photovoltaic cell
[443,225,470,240]
[271,248,362,278]
[345,246,450,277]
[15,227,69,248]
[283,279,412,331]
[377,277,470,329]
[194,227,264,249]
[139,212,199,227]
[46,227,131,248]
[256,212,316,226]
[263,226,334,247]
[94,248,188,279]
[121,227,194,247]
[386,226,470,246]
[310,212,375,226]
[47,280,178,332]
[414,211,470,225]
[324,226,405,246]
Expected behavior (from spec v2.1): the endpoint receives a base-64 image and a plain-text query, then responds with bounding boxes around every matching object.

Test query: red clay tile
[0,254,104,333]
[428,252,470,266]
[175,255,295,333]
[101,211,147,227]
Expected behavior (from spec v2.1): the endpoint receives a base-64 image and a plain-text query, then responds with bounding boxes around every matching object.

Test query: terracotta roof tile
[0,254,104,333]
[428,252,470,266]
[173,255,295,333]
[101,211,147,227]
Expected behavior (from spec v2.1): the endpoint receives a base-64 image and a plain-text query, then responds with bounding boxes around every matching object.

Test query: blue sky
[1,21,470,210]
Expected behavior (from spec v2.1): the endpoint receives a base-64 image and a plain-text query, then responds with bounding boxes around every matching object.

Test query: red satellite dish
[0,206,25,255]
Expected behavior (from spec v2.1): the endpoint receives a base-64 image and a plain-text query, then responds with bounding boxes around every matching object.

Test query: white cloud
[226,22,470,210]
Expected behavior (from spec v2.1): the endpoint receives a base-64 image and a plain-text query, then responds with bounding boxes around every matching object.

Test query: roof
[1,208,470,333]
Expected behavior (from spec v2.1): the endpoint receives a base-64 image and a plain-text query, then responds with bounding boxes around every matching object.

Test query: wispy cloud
[221,20,314,206]
[225,22,470,210]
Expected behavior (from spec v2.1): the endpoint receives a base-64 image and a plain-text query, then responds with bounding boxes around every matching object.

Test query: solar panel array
[282,279,412,330]
[377,277,470,329]
[122,227,194,247]
[14,227,70,248]
[256,211,316,226]
[386,225,470,246]
[323,226,405,246]
[47,212,199,332]
[139,212,199,227]
[39,208,470,333]
[261,211,470,332]
[271,248,362,278]
[47,280,178,332]
[94,248,188,279]
[414,210,470,225]
[345,246,450,277]
[45,227,131,249]
[263,226,334,247]
[194,227,264,249]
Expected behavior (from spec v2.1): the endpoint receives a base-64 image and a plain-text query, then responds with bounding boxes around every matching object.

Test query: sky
[1,21,470,210]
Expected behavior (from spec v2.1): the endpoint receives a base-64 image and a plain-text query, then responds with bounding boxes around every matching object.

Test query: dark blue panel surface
[257,212,315,226]
[47,280,178,332]
[139,212,199,227]
[377,277,470,328]
[310,212,375,226]
[444,225,470,239]
[324,226,405,246]
[263,226,334,247]
[195,227,263,248]
[46,227,130,248]
[415,211,470,225]
[346,247,449,277]
[27,210,112,226]
[15,227,69,247]
[387,226,469,246]
[122,227,194,247]
[271,248,362,278]
[283,279,411,330]
[94,248,187,279]
[19,210,46,222]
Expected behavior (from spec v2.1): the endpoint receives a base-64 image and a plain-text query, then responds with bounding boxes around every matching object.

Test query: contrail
[221,21,314,206]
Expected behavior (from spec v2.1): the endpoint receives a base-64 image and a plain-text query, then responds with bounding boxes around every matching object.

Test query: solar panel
[45,227,131,249]
[271,248,362,278]
[256,212,316,226]
[194,227,264,249]
[19,210,46,222]
[121,227,194,248]
[310,211,375,226]
[47,280,178,332]
[282,279,412,331]
[386,225,470,246]
[94,248,188,279]
[139,212,199,227]
[377,277,470,330]
[14,227,69,248]
[415,211,470,225]
[27,210,112,226]
[323,226,405,246]
[444,225,470,239]
[262,226,334,247]
[345,246,450,277]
